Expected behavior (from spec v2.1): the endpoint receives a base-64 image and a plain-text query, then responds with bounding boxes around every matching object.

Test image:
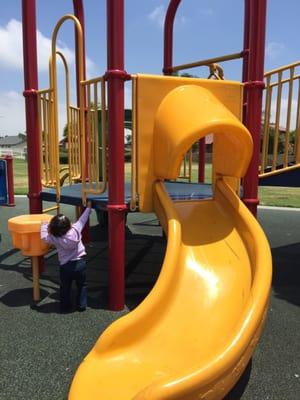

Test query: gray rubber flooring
[0,199,299,400]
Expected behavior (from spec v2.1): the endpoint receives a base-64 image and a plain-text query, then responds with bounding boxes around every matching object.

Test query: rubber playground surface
[0,198,299,400]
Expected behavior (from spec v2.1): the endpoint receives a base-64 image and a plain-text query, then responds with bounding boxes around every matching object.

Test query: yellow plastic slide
[69,82,272,399]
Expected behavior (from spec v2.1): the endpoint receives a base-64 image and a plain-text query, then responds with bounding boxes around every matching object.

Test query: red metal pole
[198,139,206,183]
[22,0,42,214]
[243,0,267,216]
[5,155,15,206]
[106,0,128,310]
[22,0,44,273]
[73,0,89,243]
[163,0,181,75]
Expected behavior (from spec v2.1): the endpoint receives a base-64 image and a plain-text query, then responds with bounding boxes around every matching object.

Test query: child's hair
[49,214,71,237]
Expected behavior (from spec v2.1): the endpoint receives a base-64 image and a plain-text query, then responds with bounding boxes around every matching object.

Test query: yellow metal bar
[56,51,72,183]
[100,78,107,194]
[178,149,192,181]
[94,82,100,191]
[259,163,300,178]
[44,94,51,185]
[261,76,272,172]
[87,83,92,191]
[130,75,137,211]
[43,95,49,184]
[80,76,108,202]
[37,93,44,185]
[31,256,40,301]
[207,63,224,80]
[70,106,81,179]
[172,52,243,73]
[81,76,103,85]
[272,71,283,170]
[43,205,60,213]
[69,106,74,180]
[82,188,102,195]
[51,14,84,203]
[283,67,294,167]
[38,88,54,95]
[269,74,300,88]
[37,90,55,188]
[264,61,300,77]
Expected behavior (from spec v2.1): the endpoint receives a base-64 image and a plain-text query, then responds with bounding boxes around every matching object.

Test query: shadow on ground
[0,220,164,314]
[271,242,300,307]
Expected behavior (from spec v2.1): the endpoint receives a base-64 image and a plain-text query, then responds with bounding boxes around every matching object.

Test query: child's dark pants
[60,258,87,311]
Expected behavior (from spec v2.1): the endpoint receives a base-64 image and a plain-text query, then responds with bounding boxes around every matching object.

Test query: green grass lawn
[13,158,29,195]
[12,159,300,207]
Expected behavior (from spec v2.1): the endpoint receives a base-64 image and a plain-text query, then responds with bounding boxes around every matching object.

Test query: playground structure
[16,0,300,398]
[23,0,267,311]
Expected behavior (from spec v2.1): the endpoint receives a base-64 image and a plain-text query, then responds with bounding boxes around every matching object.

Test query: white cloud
[0,91,25,135]
[266,42,285,61]
[148,4,187,29]
[125,85,132,109]
[0,19,97,136]
[0,90,68,137]
[0,20,23,70]
[0,19,96,76]
[148,5,165,28]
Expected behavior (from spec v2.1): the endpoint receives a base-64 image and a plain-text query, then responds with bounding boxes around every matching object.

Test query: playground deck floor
[0,198,299,400]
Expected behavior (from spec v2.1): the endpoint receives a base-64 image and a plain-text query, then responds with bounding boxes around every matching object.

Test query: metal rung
[43,205,59,213]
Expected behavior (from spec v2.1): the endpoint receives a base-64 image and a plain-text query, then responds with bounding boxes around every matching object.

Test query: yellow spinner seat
[8,214,52,257]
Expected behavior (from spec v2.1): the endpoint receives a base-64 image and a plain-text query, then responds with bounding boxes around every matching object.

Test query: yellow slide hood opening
[153,84,253,180]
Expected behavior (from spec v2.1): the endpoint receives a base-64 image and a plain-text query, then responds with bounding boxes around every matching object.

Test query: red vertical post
[22,0,44,273]
[106,0,127,310]
[22,0,42,214]
[5,155,15,206]
[243,0,267,216]
[163,0,181,75]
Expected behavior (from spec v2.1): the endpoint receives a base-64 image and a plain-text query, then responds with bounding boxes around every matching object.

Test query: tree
[63,123,68,138]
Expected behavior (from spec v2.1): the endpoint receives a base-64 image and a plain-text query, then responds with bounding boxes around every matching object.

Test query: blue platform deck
[41,181,213,210]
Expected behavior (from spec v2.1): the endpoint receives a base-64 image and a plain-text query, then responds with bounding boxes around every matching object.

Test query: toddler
[40,204,92,313]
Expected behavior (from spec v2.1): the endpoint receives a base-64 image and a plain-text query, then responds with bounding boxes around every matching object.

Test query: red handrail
[163,0,181,75]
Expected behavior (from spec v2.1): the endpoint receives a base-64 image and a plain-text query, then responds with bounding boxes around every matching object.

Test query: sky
[0,0,299,136]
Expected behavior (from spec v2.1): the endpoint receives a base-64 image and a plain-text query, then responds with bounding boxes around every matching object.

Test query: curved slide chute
[69,84,272,400]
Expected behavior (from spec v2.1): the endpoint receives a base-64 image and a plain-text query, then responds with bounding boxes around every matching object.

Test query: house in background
[0,134,27,158]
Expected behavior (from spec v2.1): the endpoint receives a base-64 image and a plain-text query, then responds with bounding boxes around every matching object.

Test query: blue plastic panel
[0,159,8,205]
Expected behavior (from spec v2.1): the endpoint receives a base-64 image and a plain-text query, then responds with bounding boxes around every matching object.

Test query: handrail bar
[264,61,300,77]
[170,51,244,73]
